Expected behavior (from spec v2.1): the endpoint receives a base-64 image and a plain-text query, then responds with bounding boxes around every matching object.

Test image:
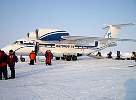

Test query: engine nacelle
[26,28,70,41]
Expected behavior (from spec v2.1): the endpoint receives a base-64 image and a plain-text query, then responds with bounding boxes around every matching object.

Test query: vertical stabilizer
[104,23,135,38]
[104,25,120,38]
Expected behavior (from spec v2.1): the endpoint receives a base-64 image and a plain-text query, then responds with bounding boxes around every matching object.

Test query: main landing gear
[55,55,77,61]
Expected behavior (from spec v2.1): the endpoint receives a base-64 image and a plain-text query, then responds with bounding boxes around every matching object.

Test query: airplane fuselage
[2,24,134,61]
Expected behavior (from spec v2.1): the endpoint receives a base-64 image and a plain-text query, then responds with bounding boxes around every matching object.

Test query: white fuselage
[1,27,121,58]
[2,41,98,57]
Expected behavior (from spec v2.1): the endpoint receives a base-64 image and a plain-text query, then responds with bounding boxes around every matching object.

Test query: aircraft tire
[61,57,65,60]
[72,55,77,61]
[56,57,60,60]
[66,55,71,61]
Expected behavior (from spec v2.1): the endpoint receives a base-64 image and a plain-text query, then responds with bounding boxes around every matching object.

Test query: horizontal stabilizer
[117,38,136,42]
[103,23,135,30]
[104,23,135,38]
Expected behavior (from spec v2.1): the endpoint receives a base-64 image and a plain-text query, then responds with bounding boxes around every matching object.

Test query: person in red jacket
[0,50,8,80]
[29,51,36,65]
[45,50,53,65]
[8,50,18,79]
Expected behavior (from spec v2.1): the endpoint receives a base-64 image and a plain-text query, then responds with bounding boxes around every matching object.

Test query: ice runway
[0,57,136,100]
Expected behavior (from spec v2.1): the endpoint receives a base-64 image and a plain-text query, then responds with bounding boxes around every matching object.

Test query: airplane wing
[103,23,135,29]
[63,36,103,44]
[63,36,101,41]
[63,36,136,45]
[116,38,136,42]
[95,38,136,42]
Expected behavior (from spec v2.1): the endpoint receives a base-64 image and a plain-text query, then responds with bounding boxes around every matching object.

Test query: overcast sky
[0,0,136,52]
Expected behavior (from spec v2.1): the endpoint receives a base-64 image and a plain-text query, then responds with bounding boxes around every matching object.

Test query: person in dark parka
[107,51,112,58]
[8,50,18,79]
[0,50,8,80]
[45,50,53,65]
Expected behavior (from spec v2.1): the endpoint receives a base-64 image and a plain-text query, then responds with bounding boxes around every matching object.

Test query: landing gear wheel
[56,57,60,60]
[66,55,71,61]
[61,57,65,60]
[72,55,77,61]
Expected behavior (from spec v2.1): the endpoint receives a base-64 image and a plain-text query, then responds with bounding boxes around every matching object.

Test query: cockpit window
[14,41,23,44]
[20,41,23,44]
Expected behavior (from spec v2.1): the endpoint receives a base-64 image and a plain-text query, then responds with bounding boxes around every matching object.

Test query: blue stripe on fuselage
[40,31,69,41]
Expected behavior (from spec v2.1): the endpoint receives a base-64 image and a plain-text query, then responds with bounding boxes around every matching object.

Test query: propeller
[35,29,39,39]
[27,33,30,38]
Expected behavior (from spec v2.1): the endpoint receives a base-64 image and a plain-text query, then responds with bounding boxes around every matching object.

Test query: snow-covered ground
[0,57,136,100]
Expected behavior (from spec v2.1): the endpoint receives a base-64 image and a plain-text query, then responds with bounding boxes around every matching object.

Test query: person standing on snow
[8,50,18,79]
[96,51,102,57]
[0,50,8,80]
[107,51,112,58]
[29,51,36,65]
[131,52,136,62]
[45,50,53,65]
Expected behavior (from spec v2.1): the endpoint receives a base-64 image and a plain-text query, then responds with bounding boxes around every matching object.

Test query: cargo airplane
[1,23,136,61]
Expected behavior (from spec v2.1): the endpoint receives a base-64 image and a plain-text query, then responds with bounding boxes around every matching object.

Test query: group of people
[0,50,18,80]
[97,51,136,61]
[0,49,53,80]
[29,50,53,65]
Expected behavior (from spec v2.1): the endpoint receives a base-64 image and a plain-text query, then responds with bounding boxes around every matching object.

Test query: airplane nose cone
[1,44,22,54]
[1,45,14,54]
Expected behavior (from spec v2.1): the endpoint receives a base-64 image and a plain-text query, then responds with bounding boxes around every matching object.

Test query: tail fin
[104,23,135,38]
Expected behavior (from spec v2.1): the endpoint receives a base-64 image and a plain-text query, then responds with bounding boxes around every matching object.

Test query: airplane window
[56,45,60,47]
[71,46,74,48]
[13,41,23,44]
[68,45,70,48]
